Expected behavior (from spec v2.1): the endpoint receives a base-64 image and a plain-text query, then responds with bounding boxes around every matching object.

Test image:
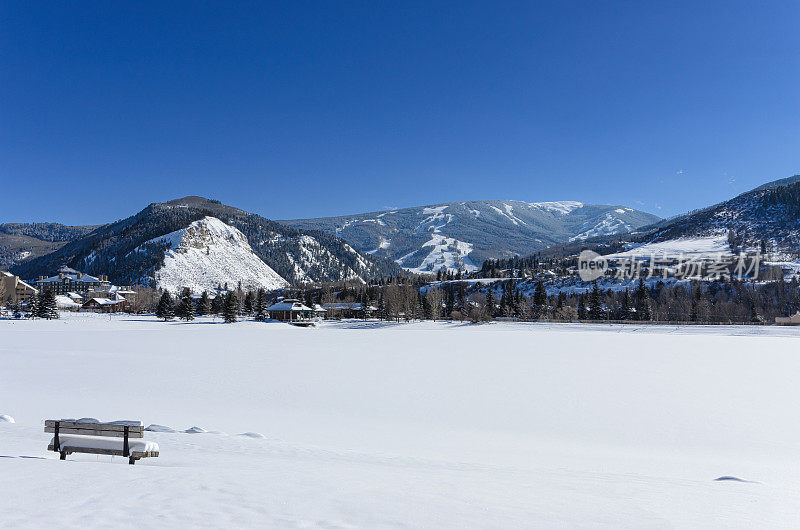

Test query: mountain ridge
[10,197,401,287]
[280,200,660,272]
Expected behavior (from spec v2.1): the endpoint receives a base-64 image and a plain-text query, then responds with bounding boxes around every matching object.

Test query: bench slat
[44,420,143,433]
[48,444,158,459]
[45,426,144,438]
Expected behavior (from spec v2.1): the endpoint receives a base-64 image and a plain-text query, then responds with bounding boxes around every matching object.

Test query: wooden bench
[45,419,159,465]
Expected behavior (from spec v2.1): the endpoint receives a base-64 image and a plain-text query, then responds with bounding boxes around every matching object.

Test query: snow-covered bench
[45,419,159,465]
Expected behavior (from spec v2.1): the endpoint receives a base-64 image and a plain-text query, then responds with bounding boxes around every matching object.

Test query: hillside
[143,216,288,293]
[281,200,659,272]
[0,223,98,269]
[532,174,800,262]
[10,197,400,287]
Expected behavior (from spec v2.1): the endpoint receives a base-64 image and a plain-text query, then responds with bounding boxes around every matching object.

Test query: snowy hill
[142,217,288,293]
[281,200,659,272]
[573,174,800,262]
[534,174,800,263]
[11,197,401,287]
[0,223,98,269]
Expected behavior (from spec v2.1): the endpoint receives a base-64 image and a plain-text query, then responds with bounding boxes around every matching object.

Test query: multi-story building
[34,271,110,296]
[0,271,39,304]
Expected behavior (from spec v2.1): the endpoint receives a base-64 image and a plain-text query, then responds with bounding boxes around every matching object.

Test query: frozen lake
[2,314,800,527]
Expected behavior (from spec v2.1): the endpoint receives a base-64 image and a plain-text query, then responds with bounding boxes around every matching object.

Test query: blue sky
[2,1,798,224]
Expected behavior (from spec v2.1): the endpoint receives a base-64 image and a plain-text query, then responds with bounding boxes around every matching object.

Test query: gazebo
[265,299,314,322]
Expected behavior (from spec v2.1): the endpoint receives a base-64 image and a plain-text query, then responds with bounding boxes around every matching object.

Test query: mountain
[144,216,288,293]
[281,201,660,272]
[626,174,800,258]
[537,174,800,262]
[0,223,99,269]
[10,197,401,288]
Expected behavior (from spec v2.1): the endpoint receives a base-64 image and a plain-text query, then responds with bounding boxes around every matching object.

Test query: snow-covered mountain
[540,174,800,262]
[141,216,288,293]
[623,175,800,259]
[281,201,659,272]
[11,197,401,288]
[0,223,98,269]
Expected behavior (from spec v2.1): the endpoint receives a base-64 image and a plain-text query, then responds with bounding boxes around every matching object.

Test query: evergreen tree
[176,296,195,321]
[37,289,59,320]
[690,287,701,322]
[156,291,175,321]
[27,292,40,318]
[223,292,238,323]
[210,293,223,315]
[620,289,632,320]
[485,290,495,318]
[634,279,651,321]
[244,291,254,315]
[588,282,604,320]
[533,281,546,318]
[254,289,268,321]
[196,291,210,316]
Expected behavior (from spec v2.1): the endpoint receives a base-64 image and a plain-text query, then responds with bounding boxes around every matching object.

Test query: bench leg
[59,451,66,460]
[128,457,136,465]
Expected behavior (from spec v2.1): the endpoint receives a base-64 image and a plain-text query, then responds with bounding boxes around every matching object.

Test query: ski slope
[2,314,800,527]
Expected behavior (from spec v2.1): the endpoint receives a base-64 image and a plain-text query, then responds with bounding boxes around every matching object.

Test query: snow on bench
[45,419,159,465]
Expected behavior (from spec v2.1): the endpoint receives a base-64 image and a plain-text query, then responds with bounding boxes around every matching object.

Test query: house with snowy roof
[80,296,130,313]
[55,295,82,311]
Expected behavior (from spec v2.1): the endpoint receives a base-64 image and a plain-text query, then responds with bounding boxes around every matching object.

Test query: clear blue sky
[2,1,798,225]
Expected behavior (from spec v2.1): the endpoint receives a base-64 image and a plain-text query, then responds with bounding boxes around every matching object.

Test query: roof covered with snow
[37,272,104,284]
[266,300,313,312]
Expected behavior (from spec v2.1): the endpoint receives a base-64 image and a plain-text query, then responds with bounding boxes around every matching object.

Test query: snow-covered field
[3,314,800,528]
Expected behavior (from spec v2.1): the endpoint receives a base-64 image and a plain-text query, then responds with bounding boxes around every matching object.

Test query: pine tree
[156,291,174,321]
[485,290,495,318]
[196,291,210,316]
[223,292,238,323]
[254,289,268,321]
[27,291,40,318]
[533,281,546,318]
[37,289,59,320]
[210,293,223,315]
[244,291,254,315]
[176,296,195,321]
[588,281,604,320]
[690,287,701,322]
[635,279,651,321]
[621,289,632,320]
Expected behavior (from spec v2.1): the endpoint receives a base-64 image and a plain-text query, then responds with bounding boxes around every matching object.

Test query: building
[86,285,137,306]
[266,299,315,322]
[0,271,39,304]
[321,302,377,319]
[65,292,84,303]
[55,295,82,311]
[80,297,130,313]
[34,271,110,296]
[775,312,800,325]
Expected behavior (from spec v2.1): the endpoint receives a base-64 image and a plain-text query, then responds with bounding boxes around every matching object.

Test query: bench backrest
[44,419,144,438]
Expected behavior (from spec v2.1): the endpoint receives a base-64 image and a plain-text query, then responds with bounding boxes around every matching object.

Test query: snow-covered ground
[3,314,800,527]
[604,234,734,260]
